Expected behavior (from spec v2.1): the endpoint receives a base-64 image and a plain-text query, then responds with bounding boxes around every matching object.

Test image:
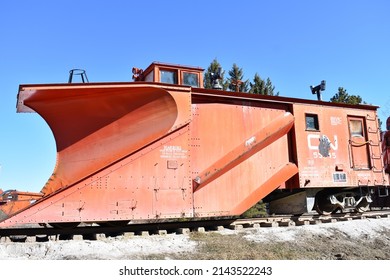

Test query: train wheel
[356,205,370,213]
[355,196,372,213]
[313,191,343,215]
[313,203,334,215]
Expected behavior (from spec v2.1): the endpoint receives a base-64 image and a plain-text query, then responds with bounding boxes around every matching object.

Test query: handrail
[349,140,370,147]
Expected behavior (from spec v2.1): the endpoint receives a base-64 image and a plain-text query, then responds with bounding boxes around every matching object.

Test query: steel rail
[1,210,390,243]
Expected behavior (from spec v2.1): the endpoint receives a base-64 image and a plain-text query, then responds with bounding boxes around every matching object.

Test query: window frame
[305,113,320,131]
[159,69,178,84]
[181,71,200,87]
[349,119,364,138]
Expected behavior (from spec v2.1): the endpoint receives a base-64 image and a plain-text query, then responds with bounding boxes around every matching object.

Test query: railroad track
[1,210,390,243]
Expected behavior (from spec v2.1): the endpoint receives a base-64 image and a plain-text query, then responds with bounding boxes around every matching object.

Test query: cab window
[182,72,199,87]
[160,70,177,84]
[305,114,319,131]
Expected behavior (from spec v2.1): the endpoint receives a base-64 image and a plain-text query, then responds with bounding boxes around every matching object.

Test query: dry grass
[142,231,315,260]
[142,227,390,260]
[186,232,296,260]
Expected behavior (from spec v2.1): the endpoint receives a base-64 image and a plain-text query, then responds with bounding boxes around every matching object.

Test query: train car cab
[132,62,204,88]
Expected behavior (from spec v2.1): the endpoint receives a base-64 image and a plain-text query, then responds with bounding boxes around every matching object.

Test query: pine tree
[249,73,265,94]
[249,74,279,95]
[204,59,279,95]
[330,87,362,105]
[226,63,249,92]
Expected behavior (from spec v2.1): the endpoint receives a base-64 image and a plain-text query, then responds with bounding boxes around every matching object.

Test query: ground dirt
[1,218,390,260]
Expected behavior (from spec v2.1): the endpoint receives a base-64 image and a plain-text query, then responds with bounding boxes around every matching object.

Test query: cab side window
[160,70,177,84]
[305,114,319,131]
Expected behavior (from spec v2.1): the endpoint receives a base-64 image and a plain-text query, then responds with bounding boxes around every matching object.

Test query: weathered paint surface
[1,62,388,227]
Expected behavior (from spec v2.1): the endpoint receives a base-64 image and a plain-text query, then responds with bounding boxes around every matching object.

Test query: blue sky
[1,0,390,193]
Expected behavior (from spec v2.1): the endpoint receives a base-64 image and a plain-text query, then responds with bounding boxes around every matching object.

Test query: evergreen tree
[249,74,279,96]
[226,63,249,92]
[265,77,279,96]
[330,87,362,105]
[249,73,265,94]
[204,59,279,95]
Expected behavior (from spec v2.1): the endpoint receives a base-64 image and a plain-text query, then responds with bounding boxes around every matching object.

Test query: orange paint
[1,62,389,227]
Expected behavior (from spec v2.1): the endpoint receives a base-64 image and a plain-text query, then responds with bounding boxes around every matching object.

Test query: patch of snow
[0,234,197,260]
[1,218,390,260]
[244,218,390,243]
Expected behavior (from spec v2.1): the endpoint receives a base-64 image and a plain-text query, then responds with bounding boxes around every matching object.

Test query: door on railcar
[348,116,371,169]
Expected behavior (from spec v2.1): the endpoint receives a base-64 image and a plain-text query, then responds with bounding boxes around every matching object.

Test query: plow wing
[17,83,191,195]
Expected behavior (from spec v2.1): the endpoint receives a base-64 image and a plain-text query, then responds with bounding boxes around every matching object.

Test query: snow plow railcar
[0,61,389,229]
